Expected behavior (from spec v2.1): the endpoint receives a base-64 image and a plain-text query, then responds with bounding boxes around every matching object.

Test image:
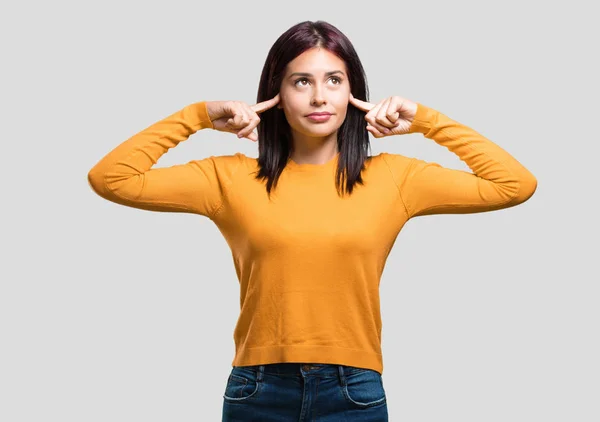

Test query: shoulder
[369,152,413,169]
[187,153,247,182]
[201,152,248,169]
[210,153,260,182]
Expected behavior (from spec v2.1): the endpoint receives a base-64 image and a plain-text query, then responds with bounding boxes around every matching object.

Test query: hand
[205,94,280,142]
[349,93,418,138]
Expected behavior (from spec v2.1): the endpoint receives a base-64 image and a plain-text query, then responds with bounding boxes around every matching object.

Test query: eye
[294,77,343,87]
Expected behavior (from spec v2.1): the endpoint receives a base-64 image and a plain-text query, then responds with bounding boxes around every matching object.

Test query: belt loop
[257,365,264,382]
[338,365,347,386]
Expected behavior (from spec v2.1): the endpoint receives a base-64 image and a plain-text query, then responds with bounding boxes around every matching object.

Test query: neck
[290,131,339,165]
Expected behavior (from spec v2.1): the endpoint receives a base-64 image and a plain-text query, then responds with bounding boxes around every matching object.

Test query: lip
[306,112,333,122]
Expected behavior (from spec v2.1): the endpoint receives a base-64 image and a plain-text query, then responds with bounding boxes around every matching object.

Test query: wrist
[407,103,433,134]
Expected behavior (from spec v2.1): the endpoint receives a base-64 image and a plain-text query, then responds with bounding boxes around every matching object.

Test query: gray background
[1,0,598,421]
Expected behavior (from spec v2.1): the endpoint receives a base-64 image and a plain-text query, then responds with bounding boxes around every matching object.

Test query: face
[278,47,350,144]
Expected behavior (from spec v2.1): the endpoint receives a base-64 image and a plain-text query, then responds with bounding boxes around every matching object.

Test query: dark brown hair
[254,20,372,198]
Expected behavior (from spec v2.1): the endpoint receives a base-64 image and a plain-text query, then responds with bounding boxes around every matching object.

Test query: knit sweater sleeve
[381,103,537,219]
[87,101,242,219]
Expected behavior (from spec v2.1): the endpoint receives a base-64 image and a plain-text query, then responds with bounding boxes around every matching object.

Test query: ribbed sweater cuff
[407,102,434,134]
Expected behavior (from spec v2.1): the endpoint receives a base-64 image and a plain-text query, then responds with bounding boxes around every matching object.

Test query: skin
[277,47,350,165]
[205,47,418,162]
[349,93,418,137]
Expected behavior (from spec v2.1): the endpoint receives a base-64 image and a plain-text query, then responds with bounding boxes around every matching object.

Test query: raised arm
[87,101,242,218]
[382,103,537,219]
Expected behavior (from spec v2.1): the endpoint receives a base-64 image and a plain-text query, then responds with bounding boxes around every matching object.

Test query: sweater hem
[231,344,384,375]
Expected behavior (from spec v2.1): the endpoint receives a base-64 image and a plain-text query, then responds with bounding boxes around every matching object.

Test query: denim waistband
[233,362,371,377]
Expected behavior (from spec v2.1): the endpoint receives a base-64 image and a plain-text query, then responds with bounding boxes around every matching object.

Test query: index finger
[251,93,280,114]
[349,93,374,112]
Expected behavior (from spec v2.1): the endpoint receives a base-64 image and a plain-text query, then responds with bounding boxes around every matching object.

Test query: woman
[88,20,537,422]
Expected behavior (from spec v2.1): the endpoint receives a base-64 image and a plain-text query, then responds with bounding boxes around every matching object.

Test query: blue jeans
[222,362,388,421]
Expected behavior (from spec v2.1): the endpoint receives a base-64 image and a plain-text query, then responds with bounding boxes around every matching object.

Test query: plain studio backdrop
[1,0,597,421]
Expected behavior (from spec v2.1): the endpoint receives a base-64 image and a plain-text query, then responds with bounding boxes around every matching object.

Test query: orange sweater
[87,101,537,374]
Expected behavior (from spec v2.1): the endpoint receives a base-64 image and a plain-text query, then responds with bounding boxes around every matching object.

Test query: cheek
[279,92,292,109]
[335,102,349,119]
[334,90,349,110]
[284,101,305,120]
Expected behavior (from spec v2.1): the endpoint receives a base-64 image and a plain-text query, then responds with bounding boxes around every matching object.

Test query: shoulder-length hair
[254,20,371,198]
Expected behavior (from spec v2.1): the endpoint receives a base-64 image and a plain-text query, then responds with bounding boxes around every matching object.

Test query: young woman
[88,20,537,422]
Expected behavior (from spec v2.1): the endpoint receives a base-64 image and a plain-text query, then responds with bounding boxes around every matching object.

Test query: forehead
[285,48,346,74]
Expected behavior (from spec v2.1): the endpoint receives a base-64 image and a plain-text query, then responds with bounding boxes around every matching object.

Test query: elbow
[496,169,537,208]
[87,168,103,196]
[521,174,537,202]
[87,165,140,205]
[87,167,112,200]
[514,172,538,205]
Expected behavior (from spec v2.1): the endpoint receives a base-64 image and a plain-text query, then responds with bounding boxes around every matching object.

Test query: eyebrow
[288,70,345,79]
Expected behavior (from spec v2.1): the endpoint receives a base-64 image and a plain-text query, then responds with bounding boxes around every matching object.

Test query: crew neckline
[286,151,340,173]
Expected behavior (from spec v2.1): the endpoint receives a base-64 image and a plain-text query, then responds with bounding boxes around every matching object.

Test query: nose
[311,84,326,106]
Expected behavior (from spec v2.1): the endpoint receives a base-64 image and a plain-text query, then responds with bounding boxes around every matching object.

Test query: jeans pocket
[341,369,387,408]
[222,366,261,402]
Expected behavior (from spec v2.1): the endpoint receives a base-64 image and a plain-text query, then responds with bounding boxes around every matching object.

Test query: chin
[297,120,341,134]
[298,127,338,138]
